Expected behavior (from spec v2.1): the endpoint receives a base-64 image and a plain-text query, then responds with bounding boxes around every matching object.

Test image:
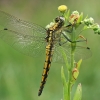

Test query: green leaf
[60,47,70,70]
[64,9,70,21]
[76,59,82,70]
[77,12,83,23]
[70,59,82,85]
[61,66,68,100]
[73,83,82,100]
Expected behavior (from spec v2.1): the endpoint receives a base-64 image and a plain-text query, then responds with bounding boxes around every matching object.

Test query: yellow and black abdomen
[38,43,54,96]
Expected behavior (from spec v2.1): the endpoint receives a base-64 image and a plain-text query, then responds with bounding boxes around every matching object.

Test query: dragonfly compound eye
[55,16,65,26]
[55,17,60,22]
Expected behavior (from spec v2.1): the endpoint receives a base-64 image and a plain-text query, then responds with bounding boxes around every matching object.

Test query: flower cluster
[69,11,80,24]
[83,17,100,34]
[93,24,100,34]
[58,5,100,35]
[84,17,94,25]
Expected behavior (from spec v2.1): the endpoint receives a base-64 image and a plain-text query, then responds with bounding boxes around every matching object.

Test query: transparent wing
[0,10,47,57]
[0,10,91,61]
[53,42,91,63]
[0,29,46,57]
[0,10,47,37]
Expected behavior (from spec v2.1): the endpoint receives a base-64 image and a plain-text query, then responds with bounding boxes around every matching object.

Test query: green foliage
[61,66,68,100]
[73,83,82,100]
[59,5,100,100]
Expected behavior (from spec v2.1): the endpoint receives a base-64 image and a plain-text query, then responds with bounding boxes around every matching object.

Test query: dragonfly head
[45,16,65,29]
[55,16,65,26]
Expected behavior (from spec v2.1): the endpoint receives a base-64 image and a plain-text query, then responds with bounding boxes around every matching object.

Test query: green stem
[68,45,75,100]
[68,30,76,100]
[68,70,71,100]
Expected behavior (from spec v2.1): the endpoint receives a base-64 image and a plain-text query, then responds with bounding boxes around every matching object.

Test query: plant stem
[68,70,71,100]
[68,30,76,100]
[68,46,75,100]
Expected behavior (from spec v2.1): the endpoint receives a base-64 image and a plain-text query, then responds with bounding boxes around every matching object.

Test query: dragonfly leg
[75,35,87,43]
[59,41,68,46]
[62,32,87,43]
[62,32,72,42]
[64,24,73,33]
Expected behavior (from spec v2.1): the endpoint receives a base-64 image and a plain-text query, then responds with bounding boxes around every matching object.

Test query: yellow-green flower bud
[89,17,94,24]
[97,28,100,34]
[69,11,80,24]
[58,5,67,13]
[84,17,94,26]
[72,68,79,80]
[72,11,79,15]
[93,23,99,31]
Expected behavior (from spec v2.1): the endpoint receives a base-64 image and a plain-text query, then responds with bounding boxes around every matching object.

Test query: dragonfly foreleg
[62,32,87,43]
[62,32,72,42]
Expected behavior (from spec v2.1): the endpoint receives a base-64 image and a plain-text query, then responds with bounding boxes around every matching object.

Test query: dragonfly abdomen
[38,44,54,96]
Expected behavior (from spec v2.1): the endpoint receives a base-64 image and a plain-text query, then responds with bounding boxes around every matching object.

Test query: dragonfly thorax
[46,16,65,32]
[45,16,65,43]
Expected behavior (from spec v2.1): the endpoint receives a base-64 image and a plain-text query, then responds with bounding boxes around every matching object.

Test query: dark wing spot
[4,28,8,30]
[87,47,90,50]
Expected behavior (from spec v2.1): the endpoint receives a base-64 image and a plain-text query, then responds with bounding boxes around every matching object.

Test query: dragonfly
[0,11,91,96]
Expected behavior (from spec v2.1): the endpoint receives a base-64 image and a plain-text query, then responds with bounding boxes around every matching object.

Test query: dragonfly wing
[61,43,91,61]
[52,44,69,63]
[0,10,48,57]
[53,43,91,63]
[0,29,46,57]
[0,10,47,37]
[52,34,70,63]
[74,46,91,61]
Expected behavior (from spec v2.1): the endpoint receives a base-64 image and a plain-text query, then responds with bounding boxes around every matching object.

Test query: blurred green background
[0,0,100,100]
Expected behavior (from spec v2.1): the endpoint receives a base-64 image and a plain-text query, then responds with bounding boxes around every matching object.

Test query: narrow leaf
[60,47,70,70]
[76,59,82,70]
[61,66,68,100]
[73,83,82,100]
